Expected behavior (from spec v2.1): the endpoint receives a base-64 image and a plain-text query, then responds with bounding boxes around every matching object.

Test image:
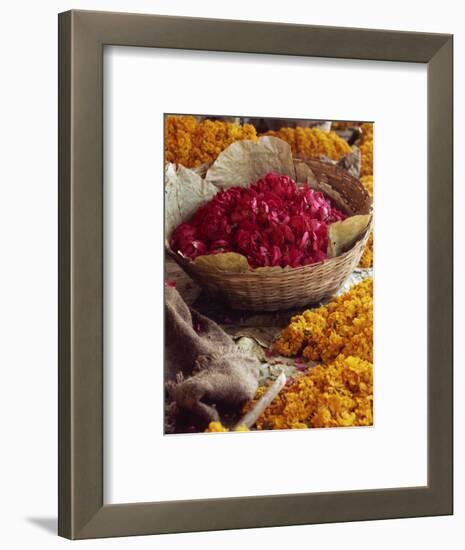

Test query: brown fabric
[165,286,260,432]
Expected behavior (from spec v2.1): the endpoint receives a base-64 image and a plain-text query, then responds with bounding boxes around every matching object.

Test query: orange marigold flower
[358,174,373,268]
[360,175,373,197]
[359,232,373,268]
[204,422,249,433]
[274,278,373,363]
[205,421,229,432]
[262,127,351,161]
[242,355,373,429]
[165,116,258,168]
[359,123,373,177]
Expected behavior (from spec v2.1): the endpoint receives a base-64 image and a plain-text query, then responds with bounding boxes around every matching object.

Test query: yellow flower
[164,115,197,166]
[165,116,258,168]
[359,232,373,268]
[242,355,373,429]
[358,174,373,268]
[360,175,373,197]
[234,424,250,432]
[262,127,351,161]
[204,422,249,432]
[274,278,373,364]
[359,123,373,177]
[205,421,229,432]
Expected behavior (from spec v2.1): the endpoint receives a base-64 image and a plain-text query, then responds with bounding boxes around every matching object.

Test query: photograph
[164,114,374,434]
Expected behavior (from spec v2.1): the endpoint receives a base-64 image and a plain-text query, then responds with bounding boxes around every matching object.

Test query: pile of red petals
[170,172,346,268]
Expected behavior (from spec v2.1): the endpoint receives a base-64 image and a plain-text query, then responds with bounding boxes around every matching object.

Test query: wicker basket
[167,159,372,311]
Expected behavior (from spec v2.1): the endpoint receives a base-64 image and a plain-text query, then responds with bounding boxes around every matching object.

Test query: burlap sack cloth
[165,286,260,432]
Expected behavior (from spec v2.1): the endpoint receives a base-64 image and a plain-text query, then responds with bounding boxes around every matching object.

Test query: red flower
[169,172,346,268]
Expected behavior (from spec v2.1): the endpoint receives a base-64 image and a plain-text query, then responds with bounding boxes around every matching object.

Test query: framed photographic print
[58,10,453,539]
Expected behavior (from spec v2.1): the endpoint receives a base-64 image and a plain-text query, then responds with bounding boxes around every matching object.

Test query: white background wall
[0,0,462,548]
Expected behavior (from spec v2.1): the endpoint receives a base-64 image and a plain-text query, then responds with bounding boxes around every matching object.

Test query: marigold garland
[358,233,373,268]
[242,355,373,429]
[244,278,374,430]
[262,127,351,161]
[358,174,374,268]
[360,122,373,143]
[165,115,258,168]
[359,123,373,177]
[273,277,373,363]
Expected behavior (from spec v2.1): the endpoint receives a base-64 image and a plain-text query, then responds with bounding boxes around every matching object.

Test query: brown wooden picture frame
[58,9,453,539]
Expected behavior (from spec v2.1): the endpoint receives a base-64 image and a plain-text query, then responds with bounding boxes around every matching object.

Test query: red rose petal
[170,172,346,268]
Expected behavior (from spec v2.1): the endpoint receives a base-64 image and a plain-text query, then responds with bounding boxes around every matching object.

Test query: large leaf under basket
[167,158,372,311]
